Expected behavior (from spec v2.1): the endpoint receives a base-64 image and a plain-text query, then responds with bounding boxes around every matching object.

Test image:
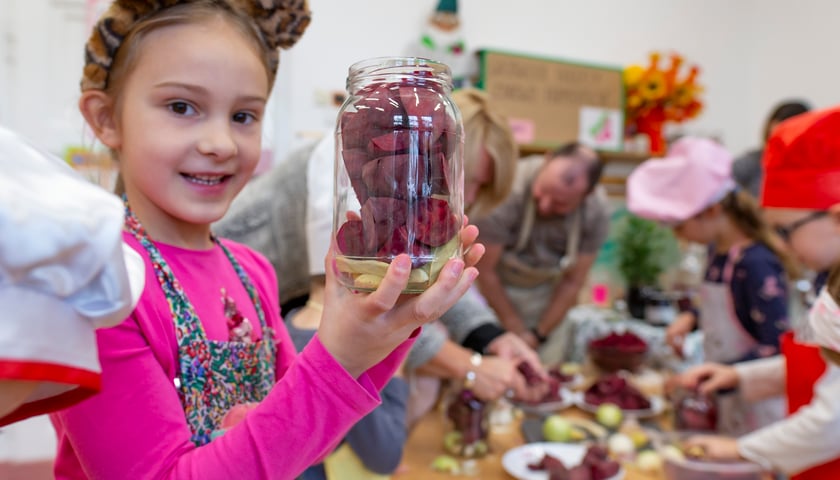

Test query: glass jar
[332,57,464,293]
[444,389,490,458]
[674,387,718,432]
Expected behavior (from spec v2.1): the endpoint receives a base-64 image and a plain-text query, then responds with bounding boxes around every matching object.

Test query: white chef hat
[0,126,144,424]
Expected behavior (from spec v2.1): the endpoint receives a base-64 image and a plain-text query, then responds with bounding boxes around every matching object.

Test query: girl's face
[764,208,840,272]
[113,18,268,246]
[672,210,718,245]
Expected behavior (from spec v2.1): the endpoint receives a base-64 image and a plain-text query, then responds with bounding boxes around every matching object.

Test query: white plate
[517,387,575,415]
[501,442,624,480]
[573,391,666,419]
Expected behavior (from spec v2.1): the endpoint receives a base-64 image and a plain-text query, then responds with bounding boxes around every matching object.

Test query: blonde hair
[720,189,800,277]
[452,88,516,219]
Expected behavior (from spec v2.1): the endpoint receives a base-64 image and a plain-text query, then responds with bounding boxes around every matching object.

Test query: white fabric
[0,126,144,375]
[809,287,840,351]
[739,364,840,474]
[734,355,786,403]
[306,136,336,276]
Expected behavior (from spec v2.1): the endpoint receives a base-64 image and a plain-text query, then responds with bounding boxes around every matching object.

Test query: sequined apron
[124,203,276,446]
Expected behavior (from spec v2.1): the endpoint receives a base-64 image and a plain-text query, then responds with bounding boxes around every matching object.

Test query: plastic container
[332,57,464,293]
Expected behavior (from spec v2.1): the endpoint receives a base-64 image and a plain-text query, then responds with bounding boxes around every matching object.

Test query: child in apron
[670,106,840,479]
[627,137,795,435]
[49,2,481,479]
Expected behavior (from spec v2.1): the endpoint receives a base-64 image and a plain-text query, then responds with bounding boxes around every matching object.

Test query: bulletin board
[476,49,625,151]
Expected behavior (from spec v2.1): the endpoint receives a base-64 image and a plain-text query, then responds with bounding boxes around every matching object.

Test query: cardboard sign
[476,50,624,151]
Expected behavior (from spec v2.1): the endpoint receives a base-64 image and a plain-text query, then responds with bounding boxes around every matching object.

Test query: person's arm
[738,365,840,474]
[732,257,790,362]
[734,355,786,403]
[475,243,527,334]
[344,377,409,474]
[53,313,410,480]
[534,252,597,338]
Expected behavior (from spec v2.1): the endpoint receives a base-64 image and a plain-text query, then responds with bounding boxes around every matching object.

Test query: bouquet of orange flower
[624,52,703,154]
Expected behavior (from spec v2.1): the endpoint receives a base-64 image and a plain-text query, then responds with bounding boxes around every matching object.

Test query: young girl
[50,2,482,479]
[676,106,840,479]
[627,137,793,436]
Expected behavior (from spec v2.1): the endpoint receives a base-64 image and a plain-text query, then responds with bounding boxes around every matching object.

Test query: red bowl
[588,332,648,373]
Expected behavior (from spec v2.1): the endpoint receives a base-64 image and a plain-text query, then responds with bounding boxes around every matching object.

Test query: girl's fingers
[362,254,412,314]
[407,260,476,324]
[464,242,485,268]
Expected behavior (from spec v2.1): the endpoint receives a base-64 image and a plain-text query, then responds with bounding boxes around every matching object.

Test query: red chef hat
[761,106,840,210]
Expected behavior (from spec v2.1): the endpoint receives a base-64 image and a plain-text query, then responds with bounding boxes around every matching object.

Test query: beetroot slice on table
[412,197,459,247]
[360,197,408,253]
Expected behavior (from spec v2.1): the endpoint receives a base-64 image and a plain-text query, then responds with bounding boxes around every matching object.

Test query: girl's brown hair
[720,189,800,277]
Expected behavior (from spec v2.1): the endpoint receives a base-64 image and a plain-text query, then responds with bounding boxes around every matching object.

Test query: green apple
[636,449,664,471]
[542,415,574,442]
[431,454,460,473]
[596,402,623,429]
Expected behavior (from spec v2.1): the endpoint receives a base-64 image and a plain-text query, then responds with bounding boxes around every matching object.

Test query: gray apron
[700,243,785,436]
[496,197,582,364]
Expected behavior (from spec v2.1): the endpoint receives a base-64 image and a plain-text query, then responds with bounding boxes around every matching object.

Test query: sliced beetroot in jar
[353,83,407,130]
[428,151,451,195]
[412,197,459,247]
[342,148,373,204]
[361,197,408,253]
[399,85,446,141]
[362,153,430,199]
[340,109,371,151]
[377,226,431,268]
[335,219,370,257]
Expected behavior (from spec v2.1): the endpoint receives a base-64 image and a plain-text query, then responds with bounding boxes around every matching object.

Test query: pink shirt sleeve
[51,239,414,479]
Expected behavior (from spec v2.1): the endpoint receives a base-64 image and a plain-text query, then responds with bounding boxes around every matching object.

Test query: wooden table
[394,404,665,480]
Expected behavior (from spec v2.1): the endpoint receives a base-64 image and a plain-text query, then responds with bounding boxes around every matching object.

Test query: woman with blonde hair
[453,88,517,219]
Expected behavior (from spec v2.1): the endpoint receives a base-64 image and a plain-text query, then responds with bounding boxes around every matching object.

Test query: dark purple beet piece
[376,226,431,268]
[412,197,459,247]
[360,197,408,253]
[362,153,429,199]
[335,219,370,257]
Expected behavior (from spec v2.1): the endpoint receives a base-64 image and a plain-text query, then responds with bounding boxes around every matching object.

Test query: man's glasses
[775,211,828,241]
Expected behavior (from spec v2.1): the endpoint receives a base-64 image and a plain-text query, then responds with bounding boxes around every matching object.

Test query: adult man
[474,142,610,361]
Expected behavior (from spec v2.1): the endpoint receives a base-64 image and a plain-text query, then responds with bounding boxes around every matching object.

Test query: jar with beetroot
[333,57,464,293]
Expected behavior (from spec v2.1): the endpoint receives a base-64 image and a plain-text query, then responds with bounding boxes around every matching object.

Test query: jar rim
[346,56,453,90]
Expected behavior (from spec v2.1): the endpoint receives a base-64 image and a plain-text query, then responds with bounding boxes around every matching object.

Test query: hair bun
[234,0,311,50]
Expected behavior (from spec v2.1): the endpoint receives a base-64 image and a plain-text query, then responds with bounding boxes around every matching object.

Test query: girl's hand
[672,363,739,395]
[683,435,744,461]
[319,225,484,378]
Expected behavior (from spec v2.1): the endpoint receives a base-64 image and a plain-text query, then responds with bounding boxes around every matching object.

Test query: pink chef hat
[627,137,736,223]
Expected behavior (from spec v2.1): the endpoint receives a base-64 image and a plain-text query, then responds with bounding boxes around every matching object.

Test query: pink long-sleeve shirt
[51,235,412,479]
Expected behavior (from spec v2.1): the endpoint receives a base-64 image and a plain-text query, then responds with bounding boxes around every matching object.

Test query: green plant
[615,213,677,287]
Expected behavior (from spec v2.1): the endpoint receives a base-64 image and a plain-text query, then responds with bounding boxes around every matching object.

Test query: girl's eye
[232,112,257,125]
[169,102,195,115]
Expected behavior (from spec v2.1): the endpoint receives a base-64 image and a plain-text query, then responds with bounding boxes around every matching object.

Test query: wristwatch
[531,326,548,345]
[463,352,483,389]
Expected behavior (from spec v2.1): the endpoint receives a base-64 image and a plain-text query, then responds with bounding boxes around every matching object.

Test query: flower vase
[635,108,667,155]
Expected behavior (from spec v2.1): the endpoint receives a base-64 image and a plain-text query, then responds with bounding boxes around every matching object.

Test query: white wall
[2,0,838,163]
